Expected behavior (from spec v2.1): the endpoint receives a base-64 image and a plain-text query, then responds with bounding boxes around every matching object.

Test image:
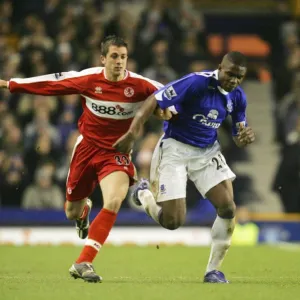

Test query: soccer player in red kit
[0,35,170,282]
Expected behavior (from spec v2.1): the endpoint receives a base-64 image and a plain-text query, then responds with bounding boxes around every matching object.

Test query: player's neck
[105,70,126,82]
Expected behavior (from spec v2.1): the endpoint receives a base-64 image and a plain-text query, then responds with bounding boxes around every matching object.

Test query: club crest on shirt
[160,184,166,194]
[227,98,233,112]
[124,87,134,97]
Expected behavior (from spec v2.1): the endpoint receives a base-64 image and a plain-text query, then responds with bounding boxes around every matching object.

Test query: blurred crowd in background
[0,0,300,212]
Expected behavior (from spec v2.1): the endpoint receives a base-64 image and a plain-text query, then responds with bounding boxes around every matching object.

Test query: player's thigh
[189,150,236,210]
[66,136,99,205]
[160,198,187,227]
[99,171,130,212]
[151,138,188,202]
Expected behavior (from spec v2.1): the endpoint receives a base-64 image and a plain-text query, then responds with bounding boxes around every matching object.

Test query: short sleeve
[231,89,248,136]
[154,74,206,109]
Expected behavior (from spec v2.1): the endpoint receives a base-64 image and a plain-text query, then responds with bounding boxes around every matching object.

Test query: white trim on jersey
[155,89,164,101]
[195,69,228,95]
[129,71,164,90]
[103,69,129,81]
[194,69,219,79]
[10,67,104,84]
[66,134,84,184]
[195,70,215,78]
[83,95,144,120]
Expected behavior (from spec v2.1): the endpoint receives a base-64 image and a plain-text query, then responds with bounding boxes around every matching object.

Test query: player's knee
[103,196,124,213]
[217,201,236,219]
[65,207,81,220]
[161,215,185,230]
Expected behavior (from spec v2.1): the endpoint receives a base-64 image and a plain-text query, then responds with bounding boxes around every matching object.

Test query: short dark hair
[226,51,247,67]
[100,35,128,56]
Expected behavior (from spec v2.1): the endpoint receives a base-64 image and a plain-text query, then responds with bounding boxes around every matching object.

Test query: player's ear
[218,64,222,71]
[100,55,106,66]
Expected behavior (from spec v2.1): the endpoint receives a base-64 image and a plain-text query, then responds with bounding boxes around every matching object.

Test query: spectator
[142,38,177,84]
[21,161,64,209]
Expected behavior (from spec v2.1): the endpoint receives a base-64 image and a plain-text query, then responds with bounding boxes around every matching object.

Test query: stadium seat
[227,34,270,57]
[208,34,224,56]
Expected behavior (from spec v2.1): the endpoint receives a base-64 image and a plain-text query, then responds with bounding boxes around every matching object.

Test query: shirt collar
[213,69,229,95]
[103,68,128,81]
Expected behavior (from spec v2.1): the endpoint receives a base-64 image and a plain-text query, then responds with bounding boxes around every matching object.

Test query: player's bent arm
[128,94,158,137]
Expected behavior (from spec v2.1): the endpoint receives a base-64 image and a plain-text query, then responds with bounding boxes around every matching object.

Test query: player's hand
[113,131,135,154]
[237,123,255,146]
[0,80,8,89]
[153,107,173,120]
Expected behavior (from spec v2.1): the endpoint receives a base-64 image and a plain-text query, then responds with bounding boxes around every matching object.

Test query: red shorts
[66,135,136,201]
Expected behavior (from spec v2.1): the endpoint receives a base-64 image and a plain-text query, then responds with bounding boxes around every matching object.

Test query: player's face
[101,46,128,80]
[218,63,247,92]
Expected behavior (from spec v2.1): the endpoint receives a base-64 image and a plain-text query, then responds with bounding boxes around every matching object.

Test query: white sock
[138,189,161,224]
[205,215,235,274]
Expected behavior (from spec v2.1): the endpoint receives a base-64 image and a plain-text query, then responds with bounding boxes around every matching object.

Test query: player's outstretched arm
[233,123,255,147]
[0,80,8,89]
[113,94,157,153]
[3,71,89,96]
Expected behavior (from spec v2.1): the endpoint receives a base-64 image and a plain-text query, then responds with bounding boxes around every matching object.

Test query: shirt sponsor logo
[193,109,220,128]
[91,103,133,116]
[207,109,218,120]
[54,72,62,79]
[85,97,143,120]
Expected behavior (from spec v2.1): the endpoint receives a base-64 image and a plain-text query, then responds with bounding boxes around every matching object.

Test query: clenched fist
[236,123,255,146]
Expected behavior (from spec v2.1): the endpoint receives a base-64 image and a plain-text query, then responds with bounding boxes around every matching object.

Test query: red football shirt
[9,67,163,150]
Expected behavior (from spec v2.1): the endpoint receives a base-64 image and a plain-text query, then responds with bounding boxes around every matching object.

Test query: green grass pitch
[1,245,300,300]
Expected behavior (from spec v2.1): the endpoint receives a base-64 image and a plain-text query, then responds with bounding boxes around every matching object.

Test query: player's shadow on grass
[106,277,300,285]
[231,278,300,285]
[106,278,202,284]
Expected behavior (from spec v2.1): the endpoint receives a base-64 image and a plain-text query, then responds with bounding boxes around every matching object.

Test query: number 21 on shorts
[212,153,226,170]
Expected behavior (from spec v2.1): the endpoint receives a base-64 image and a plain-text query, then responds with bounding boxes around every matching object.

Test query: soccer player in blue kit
[113,51,255,283]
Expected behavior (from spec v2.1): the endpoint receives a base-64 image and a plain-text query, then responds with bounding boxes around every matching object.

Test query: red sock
[76,208,117,264]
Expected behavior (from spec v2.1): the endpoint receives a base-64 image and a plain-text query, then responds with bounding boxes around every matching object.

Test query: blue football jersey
[154,70,247,148]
